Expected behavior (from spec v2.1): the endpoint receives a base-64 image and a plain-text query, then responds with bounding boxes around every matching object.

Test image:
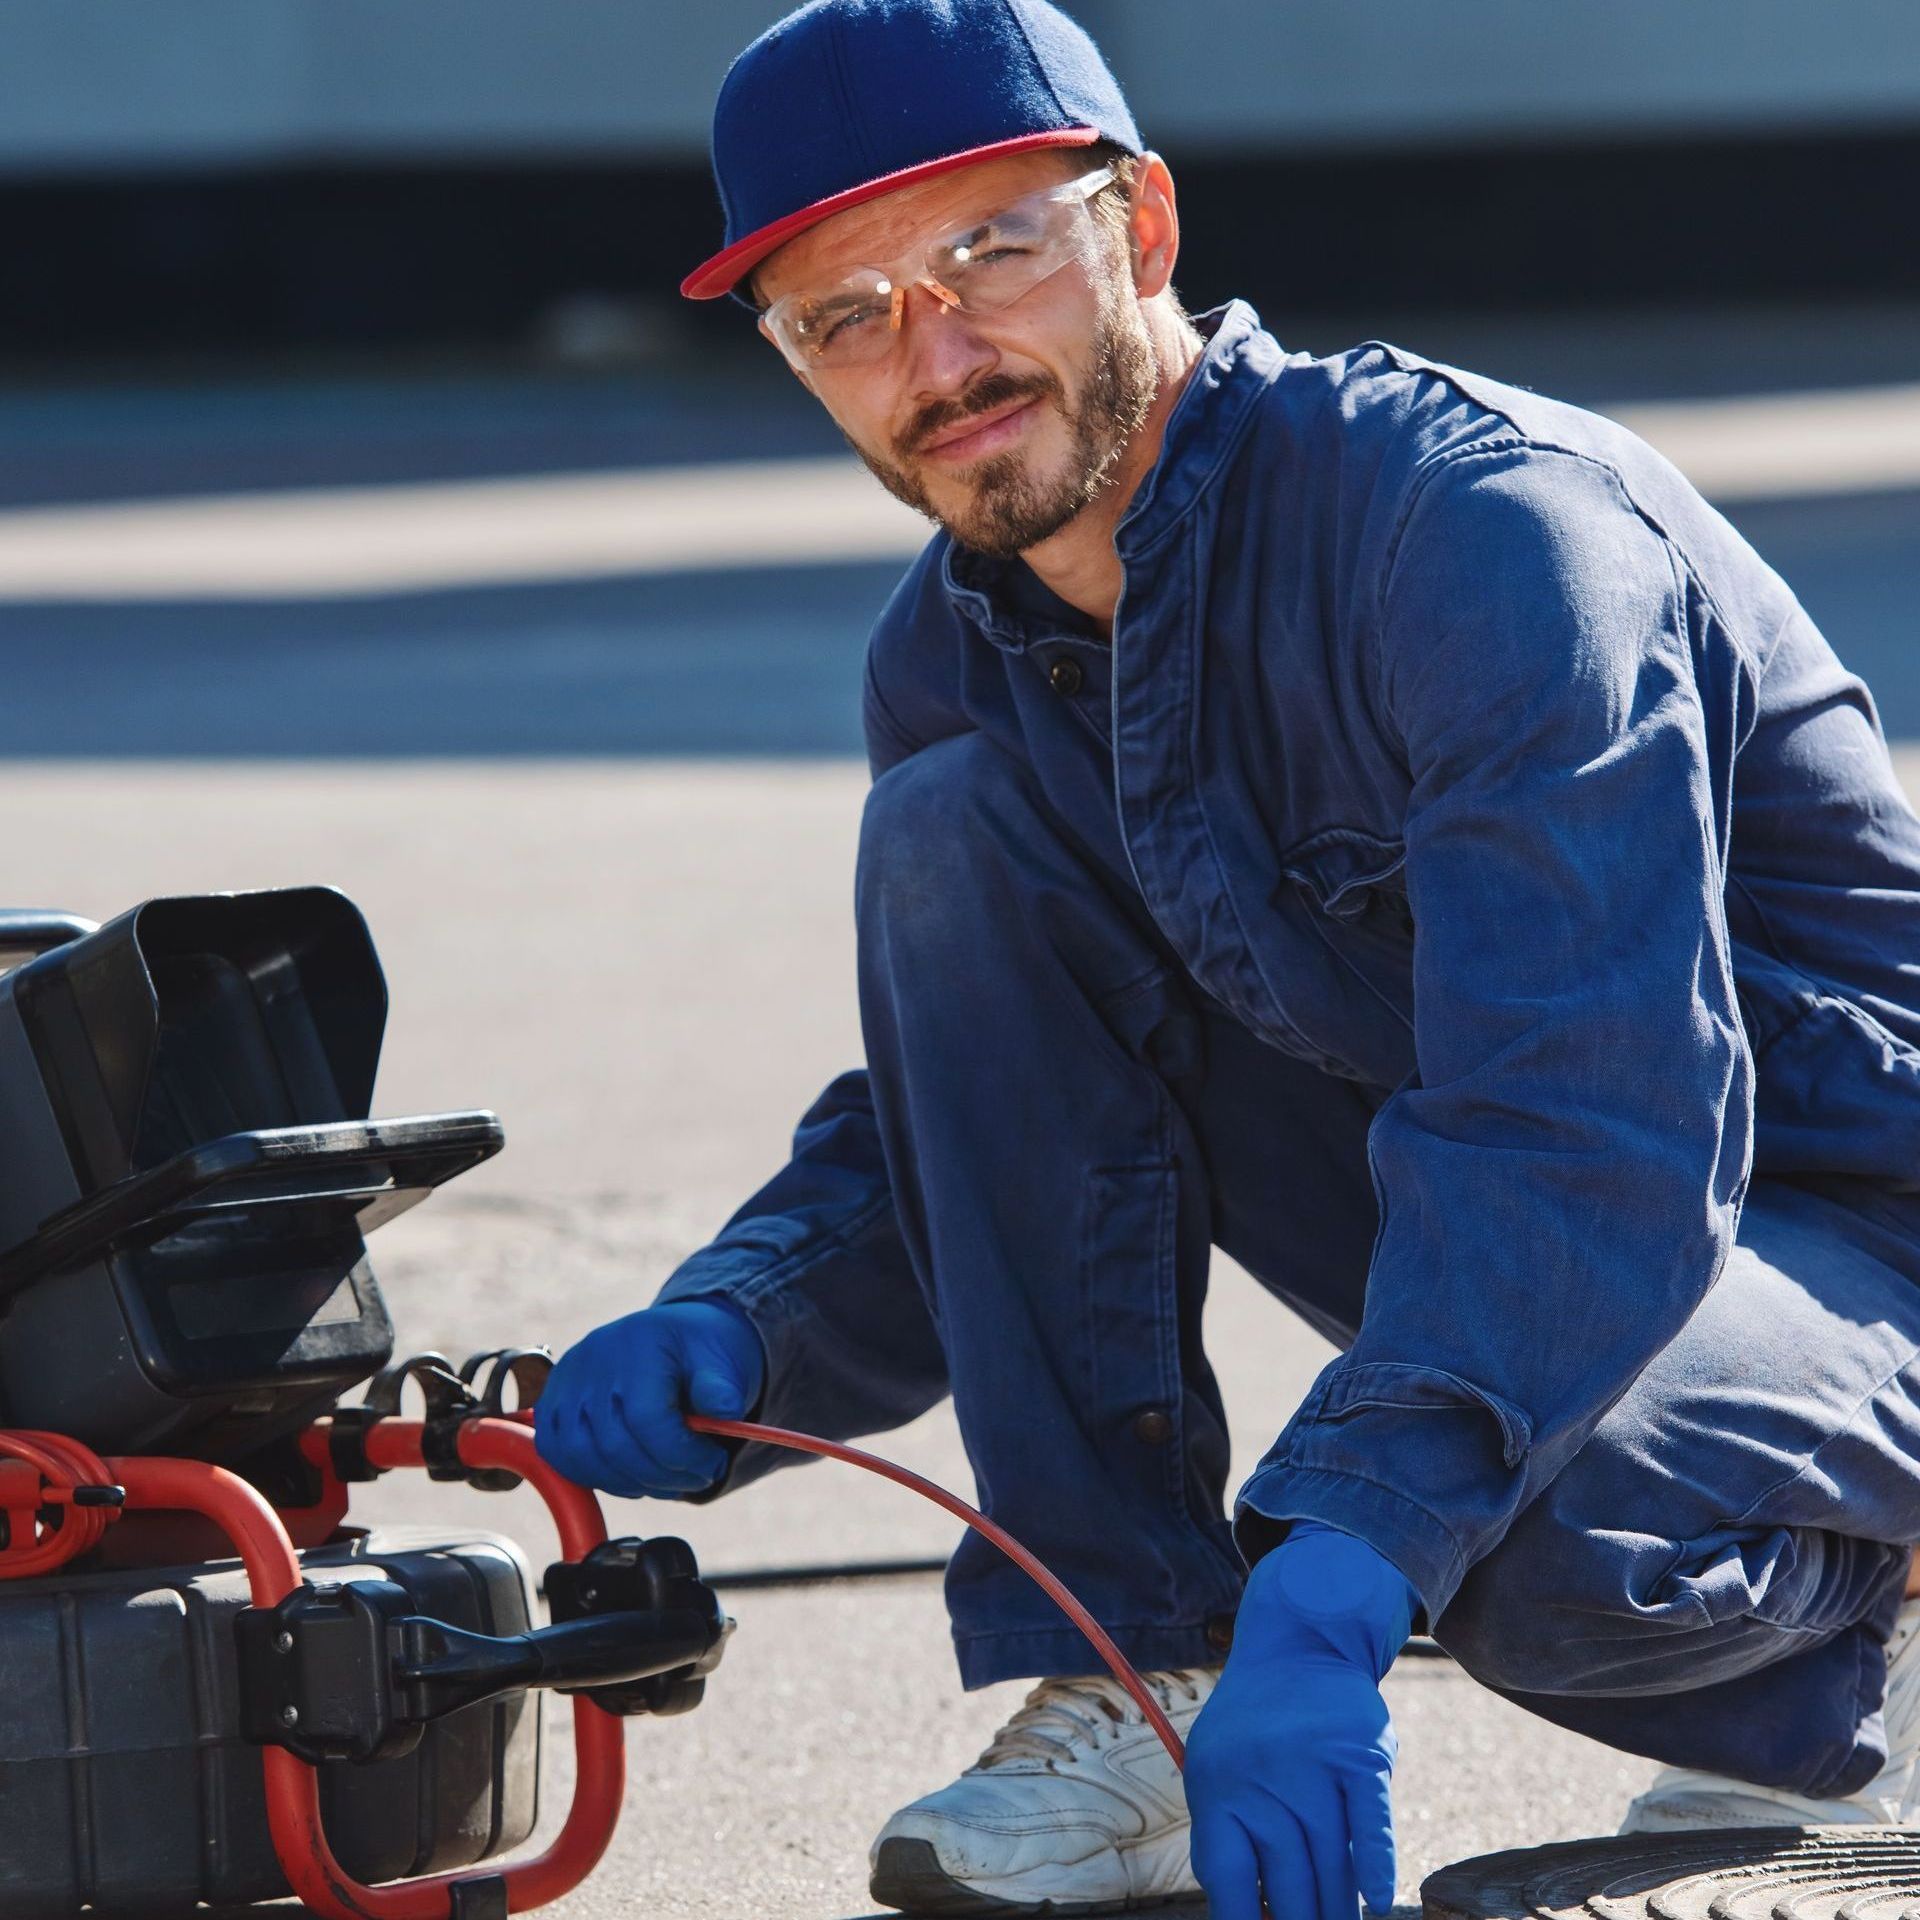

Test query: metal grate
[1423,1826,1920,1920]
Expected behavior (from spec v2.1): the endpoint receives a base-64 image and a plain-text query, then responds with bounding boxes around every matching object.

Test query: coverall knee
[1433,1178,1920,1795]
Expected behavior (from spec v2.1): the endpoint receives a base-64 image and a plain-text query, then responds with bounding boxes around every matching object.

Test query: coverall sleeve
[1232,443,1755,1622]
[650,649,949,1496]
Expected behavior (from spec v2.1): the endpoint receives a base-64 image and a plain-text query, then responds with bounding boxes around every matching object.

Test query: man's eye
[953,237,1035,267]
[820,306,878,346]
[800,305,875,349]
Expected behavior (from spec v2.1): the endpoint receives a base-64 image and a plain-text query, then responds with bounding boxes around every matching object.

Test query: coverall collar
[938,298,1272,654]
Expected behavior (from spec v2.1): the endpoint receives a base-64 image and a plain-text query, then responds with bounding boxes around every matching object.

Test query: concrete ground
[2,302,1919,1914]
[0,757,1677,1917]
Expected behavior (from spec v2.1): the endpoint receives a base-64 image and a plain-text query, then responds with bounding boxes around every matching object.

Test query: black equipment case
[0,889,730,1916]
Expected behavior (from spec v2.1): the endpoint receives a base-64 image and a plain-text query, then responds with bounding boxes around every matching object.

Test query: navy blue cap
[681,0,1142,301]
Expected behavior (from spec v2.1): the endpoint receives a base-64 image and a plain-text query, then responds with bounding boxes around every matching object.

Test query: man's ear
[1128,152,1180,301]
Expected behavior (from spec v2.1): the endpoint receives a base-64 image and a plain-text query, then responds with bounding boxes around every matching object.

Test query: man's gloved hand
[534,1298,767,1499]
[1186,1521,1418,1920]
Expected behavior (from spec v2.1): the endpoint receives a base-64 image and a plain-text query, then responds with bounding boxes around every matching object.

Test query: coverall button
[1131,1407,1173,1444]
[1205,1613,1235,1653]
[1047,656,1084,696]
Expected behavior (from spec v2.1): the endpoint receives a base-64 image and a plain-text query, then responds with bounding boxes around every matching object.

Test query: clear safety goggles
[761,163,1118,373]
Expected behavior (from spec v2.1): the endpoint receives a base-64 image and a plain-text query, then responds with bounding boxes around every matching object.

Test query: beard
[846,270,1159,558]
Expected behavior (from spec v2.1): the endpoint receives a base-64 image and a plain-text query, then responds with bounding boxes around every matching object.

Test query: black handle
[236,1554,732,1765]
[394,1608,723,1722]
[0,1111,504,1296]
[0,909,98,967]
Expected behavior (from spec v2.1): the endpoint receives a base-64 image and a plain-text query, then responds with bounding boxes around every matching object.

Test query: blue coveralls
[659,301,1920,1798]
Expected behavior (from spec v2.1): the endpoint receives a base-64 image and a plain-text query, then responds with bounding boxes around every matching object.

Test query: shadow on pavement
[0,560,905,757]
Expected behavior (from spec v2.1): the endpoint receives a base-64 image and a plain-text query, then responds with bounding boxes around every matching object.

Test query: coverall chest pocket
[1282,825,1420,952]
[1280,829,1414,936]
[1270,828,1418,1066]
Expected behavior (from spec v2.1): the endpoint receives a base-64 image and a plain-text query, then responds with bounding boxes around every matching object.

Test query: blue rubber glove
[534,1297,767,1499]
[1186,1521,1418,1920]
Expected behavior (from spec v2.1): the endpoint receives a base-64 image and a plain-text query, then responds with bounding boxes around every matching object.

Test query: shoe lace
[972,1668,1206,1771]
[1897,1765,1920,1825]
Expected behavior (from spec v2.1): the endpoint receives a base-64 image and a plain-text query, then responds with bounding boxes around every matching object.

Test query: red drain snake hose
[684,1412,1189,1769]
[0,1429,121,1576]
[4,1412,1191,1770]
[2,1410,1194,1916]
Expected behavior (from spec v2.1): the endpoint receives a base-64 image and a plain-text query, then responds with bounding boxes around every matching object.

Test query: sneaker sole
[869,1837,1207,1916]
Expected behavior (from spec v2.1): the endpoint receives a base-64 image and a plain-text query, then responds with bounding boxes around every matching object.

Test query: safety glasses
[761,164,1118,373]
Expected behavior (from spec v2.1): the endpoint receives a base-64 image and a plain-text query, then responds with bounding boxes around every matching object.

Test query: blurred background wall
[5,0,1920,359]
[3,0,1917,752]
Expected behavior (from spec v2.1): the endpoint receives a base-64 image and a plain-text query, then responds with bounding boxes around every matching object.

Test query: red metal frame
[108,1416,624,1920]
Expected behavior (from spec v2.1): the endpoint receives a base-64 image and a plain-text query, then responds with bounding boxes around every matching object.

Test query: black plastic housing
[0,889,500,1458]
[545,1535,733,1716]
[0,1527,540,1917]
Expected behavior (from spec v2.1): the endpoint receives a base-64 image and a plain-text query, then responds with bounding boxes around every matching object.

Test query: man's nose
[898,282,996,398]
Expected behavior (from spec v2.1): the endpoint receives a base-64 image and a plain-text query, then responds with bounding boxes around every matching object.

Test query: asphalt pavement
[0,755,1669,1917]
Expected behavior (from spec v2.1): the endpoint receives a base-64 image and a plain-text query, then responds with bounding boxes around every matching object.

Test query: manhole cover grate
[1422,1826,1920,1920]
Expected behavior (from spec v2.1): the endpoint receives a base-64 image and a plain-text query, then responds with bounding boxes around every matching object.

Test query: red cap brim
[680,126,1101,302]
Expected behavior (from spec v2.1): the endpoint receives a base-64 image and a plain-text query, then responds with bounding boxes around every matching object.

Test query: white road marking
[0,380,1914,602]
[1611,381,1920,503]
[0,458,932,600]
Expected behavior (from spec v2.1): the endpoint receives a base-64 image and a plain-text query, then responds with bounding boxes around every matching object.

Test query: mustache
[896,371,1062,459]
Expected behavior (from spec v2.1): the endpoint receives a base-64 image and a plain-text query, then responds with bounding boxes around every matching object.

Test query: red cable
[686,1412,1188,1769]
[0,1430,119,1577]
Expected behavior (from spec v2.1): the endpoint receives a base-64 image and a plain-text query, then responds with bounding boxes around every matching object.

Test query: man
[536,2,1920,1915]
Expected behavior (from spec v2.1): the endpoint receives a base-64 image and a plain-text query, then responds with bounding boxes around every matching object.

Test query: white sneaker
[1620,1595,1920,1832]
[867,1664,1218,1915]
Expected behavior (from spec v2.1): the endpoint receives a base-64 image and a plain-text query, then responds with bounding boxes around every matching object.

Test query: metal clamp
[329,1350,545,1489]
